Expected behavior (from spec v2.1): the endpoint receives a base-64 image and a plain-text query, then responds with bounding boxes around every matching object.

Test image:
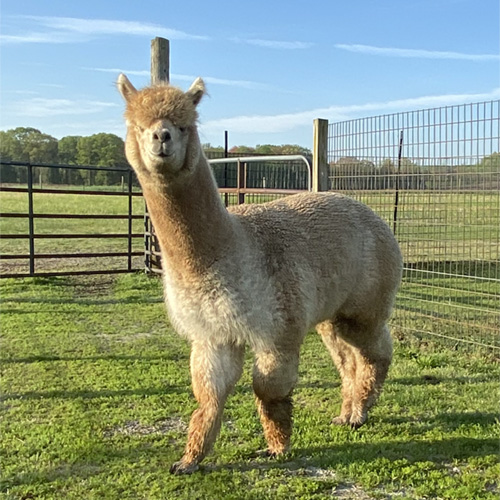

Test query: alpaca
[117,74,403,475]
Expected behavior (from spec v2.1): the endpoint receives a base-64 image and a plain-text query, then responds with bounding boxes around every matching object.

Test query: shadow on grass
[388,374,497,385]
[217,436,500,476]
[1,385,185,402]
[3,435,498,492]
[380,411,499,429]
[0,352,187,364]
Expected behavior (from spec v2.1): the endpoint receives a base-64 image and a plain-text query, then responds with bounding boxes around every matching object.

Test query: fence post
[144,37,170,274]
[312,118,329,192]
[27,163,35,276]
[151,37,170,84]
[237,159,246,205]
[393,130,404,235]
[127,170,133,271]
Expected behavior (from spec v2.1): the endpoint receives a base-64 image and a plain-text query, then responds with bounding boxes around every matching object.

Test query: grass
[1,274,499,499]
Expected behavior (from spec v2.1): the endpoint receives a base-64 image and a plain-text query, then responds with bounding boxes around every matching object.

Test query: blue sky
[1,0,499,149]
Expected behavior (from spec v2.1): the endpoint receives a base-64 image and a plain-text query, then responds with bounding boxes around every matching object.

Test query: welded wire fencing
[328,100,500,350]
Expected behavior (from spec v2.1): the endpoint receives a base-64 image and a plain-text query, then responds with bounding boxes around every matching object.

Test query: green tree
[77,133,128,186]
[58,135,83,185]
[0,127,58,163]
[480,152,500,170]
[229,145,255,155]
[0,128,59,183]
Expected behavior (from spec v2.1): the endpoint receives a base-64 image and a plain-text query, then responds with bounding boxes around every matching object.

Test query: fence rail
[0,161,144,278]
[1,156,311,277]
[143,155,311,273]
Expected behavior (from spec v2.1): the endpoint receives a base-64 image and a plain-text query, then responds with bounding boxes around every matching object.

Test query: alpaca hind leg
[170,341,245,474]
[337,321,393,429]
[253,345,300,455]
[317,320,357,425]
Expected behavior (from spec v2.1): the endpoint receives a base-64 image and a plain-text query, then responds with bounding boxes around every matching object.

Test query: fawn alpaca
[117,74,403,475]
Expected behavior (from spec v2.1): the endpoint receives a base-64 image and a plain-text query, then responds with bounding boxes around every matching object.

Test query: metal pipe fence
[0,161,144,278]
[328,100,500,350]
[1,156,311,277]
[143,155,311,273]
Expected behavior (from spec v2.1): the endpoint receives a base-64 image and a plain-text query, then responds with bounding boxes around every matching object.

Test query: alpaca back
[230,192,402,331]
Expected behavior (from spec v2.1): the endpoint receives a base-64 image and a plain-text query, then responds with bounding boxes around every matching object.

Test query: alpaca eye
[179,126,187,133]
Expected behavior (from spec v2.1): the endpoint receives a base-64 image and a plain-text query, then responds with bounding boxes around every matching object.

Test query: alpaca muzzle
[151,128,173,157]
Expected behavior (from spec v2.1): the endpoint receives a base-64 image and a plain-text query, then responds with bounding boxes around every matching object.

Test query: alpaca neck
[142,149,234,277]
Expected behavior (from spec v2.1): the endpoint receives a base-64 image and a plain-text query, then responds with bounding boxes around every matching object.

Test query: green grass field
[1,274,499,500]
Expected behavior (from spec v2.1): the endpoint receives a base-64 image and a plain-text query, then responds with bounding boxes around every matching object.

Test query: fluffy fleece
[117,74,403,475]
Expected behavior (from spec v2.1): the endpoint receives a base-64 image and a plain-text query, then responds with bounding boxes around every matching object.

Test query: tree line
[329,155,500,191]
[0,128,313,187]
[0,127,129,186]
[1,127,497,190]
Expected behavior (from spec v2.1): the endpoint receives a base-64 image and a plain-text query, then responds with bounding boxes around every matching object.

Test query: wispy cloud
[7,97,119,118]
[335,44,500,61]
[0,15,208,44]
[232,37,313,50]
[86,67,275,90]
[202,88,500,134]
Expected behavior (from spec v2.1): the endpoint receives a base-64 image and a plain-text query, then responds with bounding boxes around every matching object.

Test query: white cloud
[8,97,119,118]
[232,37,313,50]
[0,32,85,44]
[335,44,500,61]
[202,88,500,134]
[1,15,209,44]
[86,67,274,90]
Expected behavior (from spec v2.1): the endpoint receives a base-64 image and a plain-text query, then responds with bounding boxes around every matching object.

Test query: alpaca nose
[153,128,171,144]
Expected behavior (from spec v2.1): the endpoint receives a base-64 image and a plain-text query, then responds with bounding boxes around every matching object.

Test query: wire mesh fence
[328,100,500,350]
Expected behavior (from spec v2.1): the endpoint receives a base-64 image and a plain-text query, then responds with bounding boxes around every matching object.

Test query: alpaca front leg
[170,340,245,474]
[253,346,300,456]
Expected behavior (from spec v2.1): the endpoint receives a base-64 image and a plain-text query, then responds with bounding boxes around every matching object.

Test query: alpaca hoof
[349,417,367,430]
[331,416,350,426]
[170,461,199,475]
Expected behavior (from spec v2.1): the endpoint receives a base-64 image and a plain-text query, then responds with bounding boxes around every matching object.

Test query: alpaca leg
[317,320,357,425]
[252,346,300,455]
[348,325,392,429]
[170,340,245,474]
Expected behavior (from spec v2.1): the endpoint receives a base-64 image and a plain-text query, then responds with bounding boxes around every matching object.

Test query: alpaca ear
[117,73,137,102]
[186,77,206,106]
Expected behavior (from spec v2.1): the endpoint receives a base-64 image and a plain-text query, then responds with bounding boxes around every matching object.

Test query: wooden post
[312,118,329,192]
[145,37,170,274]
[151,37,170,84]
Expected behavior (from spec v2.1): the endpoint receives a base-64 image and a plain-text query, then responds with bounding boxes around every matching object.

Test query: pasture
[1,274,499,500]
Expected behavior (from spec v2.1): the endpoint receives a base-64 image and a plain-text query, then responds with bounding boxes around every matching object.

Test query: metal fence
[0,161,144,278]
[1,156,311,277]
[143,155,311,273]
[328,100,500,350]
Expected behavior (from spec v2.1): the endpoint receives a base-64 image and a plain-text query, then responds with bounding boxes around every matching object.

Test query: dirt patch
[104,417,187,438]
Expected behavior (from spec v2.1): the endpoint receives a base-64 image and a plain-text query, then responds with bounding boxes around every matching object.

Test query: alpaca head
[117,74,206,184]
